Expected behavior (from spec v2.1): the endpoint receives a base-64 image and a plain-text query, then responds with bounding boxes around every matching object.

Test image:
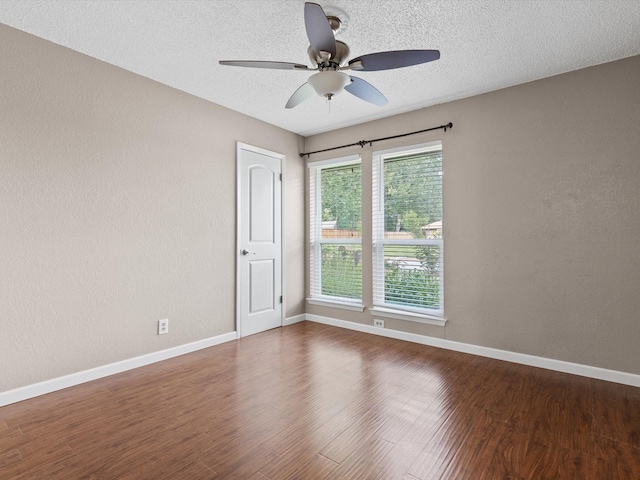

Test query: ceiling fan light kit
[219,2,440,109]
[308,70,350,100]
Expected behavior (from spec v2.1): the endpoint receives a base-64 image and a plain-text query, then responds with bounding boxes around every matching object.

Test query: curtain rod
[299,122,453,158]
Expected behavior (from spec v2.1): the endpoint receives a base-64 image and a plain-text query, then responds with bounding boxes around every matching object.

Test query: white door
[237,142,283,337]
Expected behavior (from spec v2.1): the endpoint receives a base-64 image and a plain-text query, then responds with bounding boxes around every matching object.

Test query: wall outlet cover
[158,319,169,335]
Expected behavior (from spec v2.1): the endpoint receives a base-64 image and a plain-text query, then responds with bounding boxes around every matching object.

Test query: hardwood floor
[1,321,639,479]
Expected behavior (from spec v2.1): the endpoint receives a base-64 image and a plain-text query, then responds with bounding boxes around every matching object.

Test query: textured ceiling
[1,0,640,136]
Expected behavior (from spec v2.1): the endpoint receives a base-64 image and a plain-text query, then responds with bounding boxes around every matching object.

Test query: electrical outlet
[374,319,384,328]
[158,319,169,335]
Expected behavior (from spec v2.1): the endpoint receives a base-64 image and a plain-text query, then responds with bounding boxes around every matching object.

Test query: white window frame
[307,155,364,311]
[371,141,445,325]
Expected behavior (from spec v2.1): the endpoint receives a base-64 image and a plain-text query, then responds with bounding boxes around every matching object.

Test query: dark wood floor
[1,321,639,479]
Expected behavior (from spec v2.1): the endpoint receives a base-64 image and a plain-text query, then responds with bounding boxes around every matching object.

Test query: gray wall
[0,24,305,392]
[304,55,640,375]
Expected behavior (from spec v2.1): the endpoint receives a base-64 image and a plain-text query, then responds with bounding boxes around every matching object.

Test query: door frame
[235,142,286,338]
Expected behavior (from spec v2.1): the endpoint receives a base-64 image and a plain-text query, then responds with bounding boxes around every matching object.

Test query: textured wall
[0,24,305,392]
[304,55,640,374]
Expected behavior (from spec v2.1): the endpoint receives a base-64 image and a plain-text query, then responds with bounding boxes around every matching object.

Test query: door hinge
[279,173,282,181]
[279,295,283,304]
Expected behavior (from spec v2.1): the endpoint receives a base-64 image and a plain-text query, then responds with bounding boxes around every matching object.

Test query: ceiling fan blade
[219,60,310,70]
[304,2,336,58]
[344,76,388,106]
[348,50,440,71]
[286,82,315,109]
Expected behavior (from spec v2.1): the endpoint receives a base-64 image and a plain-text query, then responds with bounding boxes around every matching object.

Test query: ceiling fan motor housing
[307,40,350,67]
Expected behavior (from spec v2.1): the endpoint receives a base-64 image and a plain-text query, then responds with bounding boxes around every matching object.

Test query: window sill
[369,307,447,326]
[306,297,365,312]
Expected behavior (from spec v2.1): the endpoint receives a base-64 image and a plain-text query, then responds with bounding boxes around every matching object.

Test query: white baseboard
[0,331,237,408]
[305,314,640,388]
[4,316,637,408]
[284,314,306,326]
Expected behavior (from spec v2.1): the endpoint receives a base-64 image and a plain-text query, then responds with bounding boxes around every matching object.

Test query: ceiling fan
[219,2,440,109]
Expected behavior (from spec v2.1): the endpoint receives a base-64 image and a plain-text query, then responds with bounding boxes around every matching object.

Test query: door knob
[241,249,250,255]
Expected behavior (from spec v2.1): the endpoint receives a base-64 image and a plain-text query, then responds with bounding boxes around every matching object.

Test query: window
[372,142,443,317]
[309,155,363,309]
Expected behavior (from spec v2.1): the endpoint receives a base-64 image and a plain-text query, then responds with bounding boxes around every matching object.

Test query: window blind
[309,158,362,301]
[372,143,443,314]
